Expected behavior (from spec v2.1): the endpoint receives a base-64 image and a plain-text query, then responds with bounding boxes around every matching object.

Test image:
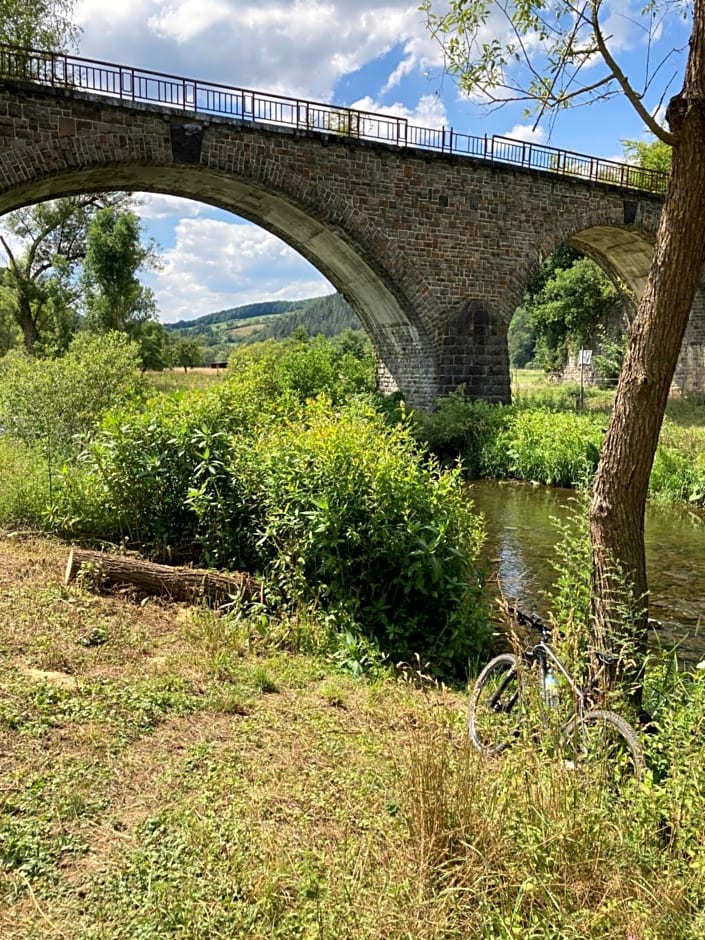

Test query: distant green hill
[165,293,362,364]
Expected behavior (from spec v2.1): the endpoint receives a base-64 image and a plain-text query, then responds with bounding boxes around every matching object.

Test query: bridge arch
[508,215,705,394]
[0,156,441,407]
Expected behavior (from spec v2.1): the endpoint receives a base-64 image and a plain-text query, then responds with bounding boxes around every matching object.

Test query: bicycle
[468,607,645,784]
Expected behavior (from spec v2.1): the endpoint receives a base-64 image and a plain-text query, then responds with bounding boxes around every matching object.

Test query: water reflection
[470,480,705,662]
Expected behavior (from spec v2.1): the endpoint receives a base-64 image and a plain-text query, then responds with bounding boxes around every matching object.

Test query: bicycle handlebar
[508,606,546,630]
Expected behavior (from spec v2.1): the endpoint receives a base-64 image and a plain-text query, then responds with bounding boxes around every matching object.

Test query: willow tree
[422,0,705,685]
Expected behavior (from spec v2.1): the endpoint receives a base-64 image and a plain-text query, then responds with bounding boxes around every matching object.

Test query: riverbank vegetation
[0,331,488,679]
[414,379,705,505]
[1,323,705,936]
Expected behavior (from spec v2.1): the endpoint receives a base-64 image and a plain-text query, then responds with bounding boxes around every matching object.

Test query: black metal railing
[0,44,669,196]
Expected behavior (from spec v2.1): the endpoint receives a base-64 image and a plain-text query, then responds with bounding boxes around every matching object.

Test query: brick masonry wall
[0,81,701,406]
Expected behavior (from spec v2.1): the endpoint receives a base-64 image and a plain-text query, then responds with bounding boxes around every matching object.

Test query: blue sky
[67,0,692,323]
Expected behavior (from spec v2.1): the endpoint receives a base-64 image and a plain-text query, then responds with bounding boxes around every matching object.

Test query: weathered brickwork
[0,81,702,407]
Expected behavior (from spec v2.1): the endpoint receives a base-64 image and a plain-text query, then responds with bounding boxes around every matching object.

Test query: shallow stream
[470,480,705,663]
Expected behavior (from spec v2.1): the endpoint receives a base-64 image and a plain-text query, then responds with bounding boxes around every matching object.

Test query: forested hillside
[166,292,361,363]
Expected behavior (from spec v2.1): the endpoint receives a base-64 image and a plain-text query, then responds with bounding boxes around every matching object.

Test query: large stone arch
[4,78,705,403]
[506,208,705,394]
[0,157,442,408]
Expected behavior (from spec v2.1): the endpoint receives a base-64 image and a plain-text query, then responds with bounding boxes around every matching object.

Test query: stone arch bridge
[1,47,703,408]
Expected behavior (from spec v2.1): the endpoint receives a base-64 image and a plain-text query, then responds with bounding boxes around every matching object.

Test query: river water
[469,480,705,663]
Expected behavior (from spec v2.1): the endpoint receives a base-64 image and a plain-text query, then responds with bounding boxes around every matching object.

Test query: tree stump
[64,548,261,605]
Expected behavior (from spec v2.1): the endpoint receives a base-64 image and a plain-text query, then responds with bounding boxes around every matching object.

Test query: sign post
[577,349,592,410]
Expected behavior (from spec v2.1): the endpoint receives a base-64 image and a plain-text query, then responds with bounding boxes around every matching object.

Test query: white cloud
[76,0,426,101]
[350,93,448,129]
[502,123,548,144]
[149,217,331,322]
[137,194,205,221]
[147,0,232,43]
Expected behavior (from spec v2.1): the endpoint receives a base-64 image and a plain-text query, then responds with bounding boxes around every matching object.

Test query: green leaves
[420,0,684,134]
[81,206,160,338]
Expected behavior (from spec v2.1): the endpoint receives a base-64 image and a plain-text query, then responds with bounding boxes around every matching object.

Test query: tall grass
[404,692,705,939]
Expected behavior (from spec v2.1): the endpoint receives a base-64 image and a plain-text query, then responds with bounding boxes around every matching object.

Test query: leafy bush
[417,394,605,487]
[650,419,705,505]
[251,398,488,676]
[412,391,510,476]
[227,332,375,405]
[0,332,145,458]
[52,381,488,676]
[0,436,51,527]
[494,409,604,486]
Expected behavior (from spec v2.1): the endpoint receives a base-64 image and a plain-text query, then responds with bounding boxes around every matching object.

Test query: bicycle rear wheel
[561,709,645,788]
[468,653,523,754]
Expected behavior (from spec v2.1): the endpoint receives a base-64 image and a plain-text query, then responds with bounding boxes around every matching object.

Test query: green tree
[507,305,536,369]
[134,320,173,371]
[0,275,21,354]
[0,195,126,355]
[622,136,673,175]
[422,0,705,695]
[0,0,79,50]
[526,257,622,373]
[172,336,205,372]
[81,206,160,338]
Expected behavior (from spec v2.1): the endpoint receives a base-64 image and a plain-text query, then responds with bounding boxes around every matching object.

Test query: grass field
[2,532,705,938]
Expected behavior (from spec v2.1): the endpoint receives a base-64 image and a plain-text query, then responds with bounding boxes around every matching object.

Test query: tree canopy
[0,195,135,355]
[81,206,160,338]
[0,0,80,51]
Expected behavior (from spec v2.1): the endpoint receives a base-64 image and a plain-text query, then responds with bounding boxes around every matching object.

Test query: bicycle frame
[524,641,586,716]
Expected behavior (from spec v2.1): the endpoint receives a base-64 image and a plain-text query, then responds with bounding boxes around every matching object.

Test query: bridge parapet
[0,44,669,195]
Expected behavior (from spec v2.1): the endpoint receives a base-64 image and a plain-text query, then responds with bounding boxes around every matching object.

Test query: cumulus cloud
[350,93,448,130]
[76,0,426,101]
[502,123,548,145]
[148,217,331,322]
[137,194,205,221]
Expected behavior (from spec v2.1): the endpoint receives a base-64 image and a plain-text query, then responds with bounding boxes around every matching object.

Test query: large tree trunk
[589,6,705,697]
[16,286,40,355]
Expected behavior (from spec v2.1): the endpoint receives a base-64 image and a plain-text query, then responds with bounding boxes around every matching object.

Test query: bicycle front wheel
[561,709,645,787]
[468,653,523,754]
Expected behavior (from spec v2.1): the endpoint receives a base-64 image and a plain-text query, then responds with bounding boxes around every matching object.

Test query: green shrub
[649,446,705,504]
[0,436,51,527]
[227,332,375,405]
[412,391,510,476]
[252,397,488,676]
[54,387,488,677]
[486,409,604,486]
[0,332,146,459]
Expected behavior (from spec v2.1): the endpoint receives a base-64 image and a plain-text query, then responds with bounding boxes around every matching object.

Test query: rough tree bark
[589,4,705,693]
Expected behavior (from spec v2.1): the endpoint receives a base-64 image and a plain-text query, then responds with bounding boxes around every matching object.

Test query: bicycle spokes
[560,710,644,791]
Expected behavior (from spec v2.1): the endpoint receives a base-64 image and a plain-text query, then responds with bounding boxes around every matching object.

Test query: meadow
[1,532,705,938]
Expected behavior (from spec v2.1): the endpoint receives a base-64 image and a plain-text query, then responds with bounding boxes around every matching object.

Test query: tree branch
[590,1,676,145]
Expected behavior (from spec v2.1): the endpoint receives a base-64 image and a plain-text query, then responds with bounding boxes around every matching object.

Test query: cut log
[64,548,261,605]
